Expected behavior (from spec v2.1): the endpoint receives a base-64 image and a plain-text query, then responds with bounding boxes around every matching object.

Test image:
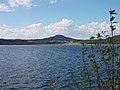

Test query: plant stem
[110,13,115,90]
[82,44,92,90]
[90,43,101,90]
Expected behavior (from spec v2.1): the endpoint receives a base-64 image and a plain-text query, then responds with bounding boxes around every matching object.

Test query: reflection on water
[0,45,82,90]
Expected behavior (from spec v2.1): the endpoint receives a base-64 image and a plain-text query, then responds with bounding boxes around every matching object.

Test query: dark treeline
[0,35,119,45]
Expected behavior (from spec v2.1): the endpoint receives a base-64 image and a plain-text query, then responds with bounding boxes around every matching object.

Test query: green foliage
[78,10,120,90]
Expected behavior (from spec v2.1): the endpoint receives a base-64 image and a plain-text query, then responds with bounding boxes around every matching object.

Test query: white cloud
[0,23,44,39]
[8,0,31,7]
[77,22,120,39]
[0,3,11,12]
[50,0,57,4]
[27,23,42,28]
[0,0,32,12]
[0,19,120,39]
[0,0,31,12]
[43,19,73,36]
[0,0,58,12]
[55,19,73,26]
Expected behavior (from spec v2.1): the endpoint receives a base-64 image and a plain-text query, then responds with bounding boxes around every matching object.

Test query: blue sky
[0,0,120,39]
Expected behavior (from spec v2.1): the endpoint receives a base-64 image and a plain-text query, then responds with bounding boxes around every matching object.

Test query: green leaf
[110,16,115,21]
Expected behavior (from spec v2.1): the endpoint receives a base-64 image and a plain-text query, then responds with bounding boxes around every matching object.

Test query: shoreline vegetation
[0,35,120,45]
[72,9,120,90]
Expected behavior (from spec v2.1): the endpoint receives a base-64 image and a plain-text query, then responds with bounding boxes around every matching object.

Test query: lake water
[0,45,83,90]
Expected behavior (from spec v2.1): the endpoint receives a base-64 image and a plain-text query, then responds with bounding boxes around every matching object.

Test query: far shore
[0,43,119,46]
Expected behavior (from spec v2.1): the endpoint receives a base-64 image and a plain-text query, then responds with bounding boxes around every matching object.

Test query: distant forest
[0,35,120,45]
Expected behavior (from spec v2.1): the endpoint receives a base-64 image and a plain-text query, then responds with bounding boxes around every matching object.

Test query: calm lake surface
[0,45,83,90]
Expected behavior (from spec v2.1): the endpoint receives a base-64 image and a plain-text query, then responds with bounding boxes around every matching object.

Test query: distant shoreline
[0,44,119,46]
[0,35,120,45]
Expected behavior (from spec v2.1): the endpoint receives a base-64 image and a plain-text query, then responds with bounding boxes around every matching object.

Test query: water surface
[0,45,82,90]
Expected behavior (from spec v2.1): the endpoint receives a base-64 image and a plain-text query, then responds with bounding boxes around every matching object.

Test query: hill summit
[44,35,76,41]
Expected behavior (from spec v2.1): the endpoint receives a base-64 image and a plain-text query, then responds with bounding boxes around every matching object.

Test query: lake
[0,45,83,90]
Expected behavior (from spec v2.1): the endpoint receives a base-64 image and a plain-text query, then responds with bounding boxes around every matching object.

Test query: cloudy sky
[0,0,120,39]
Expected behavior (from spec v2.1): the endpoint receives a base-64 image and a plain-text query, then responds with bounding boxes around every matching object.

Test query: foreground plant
[79,10,120,90]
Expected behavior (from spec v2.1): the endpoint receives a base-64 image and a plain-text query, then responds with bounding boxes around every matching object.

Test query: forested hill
[0,35,76,45]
